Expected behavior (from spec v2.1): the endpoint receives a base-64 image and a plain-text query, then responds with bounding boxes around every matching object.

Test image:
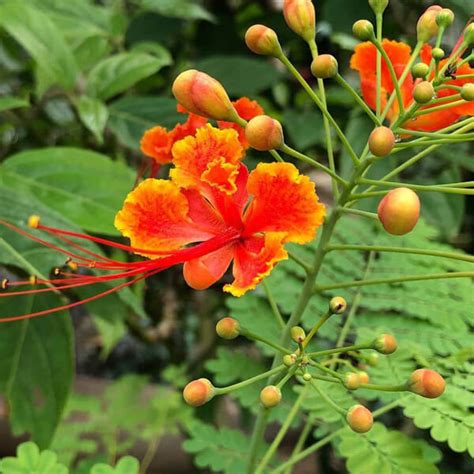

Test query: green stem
[288,251,312,273]
[270,149,284,162]
[360,382,407,392]
[309,360,343,380]
[262,280,285,329]
[283,415,315,474]
[413,99,467,116]
[241,329,292,355]
[338,207,379,221]
[302,310,332,348]
[308,342,373,358]
[309,379,346,415]
[375,12,383,118]
[354,179,474,196]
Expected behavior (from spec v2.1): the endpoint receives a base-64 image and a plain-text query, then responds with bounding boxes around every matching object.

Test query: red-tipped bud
[358,371,370,384]
[283,354,297,367]
[311,54,338,79]
[216,317,240,340]
[409,369,445,398]
[260,385,282,408]
[464,24,474,45]
[432,47,445,61]
[373,334,398,354]
[352,20,375,41]
[172,70,239,122]
[368,0,388,15]
[461,83,474,102]
[291,326,306,344]
[245,24,282,57]
[436,8,454,29]
[283,0,316,42]
[329,296,347,314]
[183,258,217,290]
[245,115,284,151]
[367,353,380,367]
[183,378,215,407]
[377,187,421,236]
[344,373,361,390]
[413,81,435,104]
[411,63,429,79]
[417,5,443,43]
[347,405,373,433]
[368,126,395,157]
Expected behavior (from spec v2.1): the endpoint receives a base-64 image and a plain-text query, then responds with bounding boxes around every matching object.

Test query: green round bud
[461,83,474,102]
[411,63,430,79]
[367,352,380,367]
[464,24,474,45]
[291,326,306,343]
[373,334,397,354]
[352,20,375,41]
[283,354,296,367]
[344,372,361,390]
[368,0,388,15]
[432,47,445,61]
[303,373,312,381]
[311,54,338,79]
[413,81,435,104]
[260,385,282,408]
[329,296,347,314]
[368,126,395,157]
[436,8,454,28]
[216,317,240,340]
[417,6,442,43]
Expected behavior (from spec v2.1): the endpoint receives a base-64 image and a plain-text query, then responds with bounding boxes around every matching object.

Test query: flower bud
[344,373,361,390]
[417,5,442,43]
[303,372,312,381]
[377,187,421,236]
[346,404,373,433]
[463,24,474,45]
[216,317,240,340]
[245,115,284,151]
[291,326,306,343]
[260,385,282,408]
[368,126,395,157]
[432,47,444,61]
[172,70,239,122]
[358,371,370,384]
[183,378,215,407]
[283,0,316,42]
[461,83,474,102]
[367,353,380,367]
[329,296,347,314]
[408,369,445,398]
[436,8,454,28]
[368,0,388,15]
[413,81,435,104]
[245,25,282,57]
[283,354,297,367]
[411,62,429,79]
[352,20,375,41]
[311,54,338,79]
[373,334,397,354]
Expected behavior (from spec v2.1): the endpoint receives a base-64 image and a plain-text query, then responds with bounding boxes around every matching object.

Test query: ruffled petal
[243,162,326,244]
[140,126,173,164]
[224,233,288,297]
[114,179,216,258]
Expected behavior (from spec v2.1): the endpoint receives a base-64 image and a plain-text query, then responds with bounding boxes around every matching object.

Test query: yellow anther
[53,267,61,276]
[67,261,78,271]
[1,278,9,290]
[29,275,38,285]
[28,215,41,229]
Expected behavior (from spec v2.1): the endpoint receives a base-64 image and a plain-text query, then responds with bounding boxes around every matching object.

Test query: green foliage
[89,457,139,474]
[0,95,29,112]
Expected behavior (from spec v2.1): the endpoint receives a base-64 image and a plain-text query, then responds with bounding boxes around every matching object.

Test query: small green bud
[432,47,445,61]
[368,126,395,157]
[352,20,375,41]
[411,62,429,79]
[417,5,442,43]
[329,296,347,314]
[367,352,380,367]
[368,0,388,15]
[373,334,397,354]
[311,54,338,79]
[436,8,454,28]
[461,83,474,102]
[260,385,282,408]
[291,326,306,343]
[283,354,296,367]
[413,81,435,104]
[463,24,474,45]
[216,317,240,340]
[303,373,312,381]
[344,372,361,390]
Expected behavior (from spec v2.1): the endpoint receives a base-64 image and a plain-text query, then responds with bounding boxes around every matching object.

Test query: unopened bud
[352,20,375,41]
[463,24,474,45]
[283,354,297,367]
[183,378,215,407]
[377,187,420,235]
[461,83,474,102]
[283,0,316,42]
[411,63,429,79]
[436,8,454,29]
[373,334,398,354]
[417,5,442,43]
[245,115,284,151]
[344,373,361,390]
[216,317,240,340]
[329,296,347,314]
[172,70,239,122]
[432,47,445,61]
[311,54,338,79]
[291,326,306,343]
[413,81,435,104]
[303,373,312,381]
[28,215,40,229]
[260,385,282,408]
[347,404,373,433]
[408,369,446,398]
[367,353,380,367]
[245,25,282,57]
[358,371,370,384]
[368,126,395,157]
[368,0,388,15]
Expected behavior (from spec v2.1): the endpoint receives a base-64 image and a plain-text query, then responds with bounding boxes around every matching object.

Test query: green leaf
[282,109,324,150]
[0,95,29,112]
[136,0,215,22]
[195,56,284,96]
[108,96,183,150]
[0,147,135,235]
[337,422,440,474]
[0,0,78,91]
[90,457,139,474]
[86,52,168,101]
[75,96,109,143]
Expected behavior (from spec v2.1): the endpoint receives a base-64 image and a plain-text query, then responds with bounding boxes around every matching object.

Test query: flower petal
[224,233,288,297]
[114,179,216,257]
[140,126,173,164]
[243,162,325,244]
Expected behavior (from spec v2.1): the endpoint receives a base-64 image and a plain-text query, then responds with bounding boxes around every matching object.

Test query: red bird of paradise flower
[0,125,325,322]
[351,39,474,132]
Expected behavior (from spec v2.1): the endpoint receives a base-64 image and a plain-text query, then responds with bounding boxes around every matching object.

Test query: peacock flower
[0,125,325,321]
[351,39,474,131]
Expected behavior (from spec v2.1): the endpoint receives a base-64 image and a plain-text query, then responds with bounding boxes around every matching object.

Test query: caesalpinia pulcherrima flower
[351,40,474,131]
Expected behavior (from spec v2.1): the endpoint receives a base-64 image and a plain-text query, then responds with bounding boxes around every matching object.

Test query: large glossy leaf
[75,96,109,143]
[86,53,168,101]
[0,95,29,112]
[0,148,135,235]
[0,1,78,91]
[137,0,215,22]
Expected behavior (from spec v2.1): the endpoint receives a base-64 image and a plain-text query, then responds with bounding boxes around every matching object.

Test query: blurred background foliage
[0,0,473,473]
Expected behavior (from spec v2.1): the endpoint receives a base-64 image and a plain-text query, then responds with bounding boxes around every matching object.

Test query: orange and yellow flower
[351,39,474,131]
